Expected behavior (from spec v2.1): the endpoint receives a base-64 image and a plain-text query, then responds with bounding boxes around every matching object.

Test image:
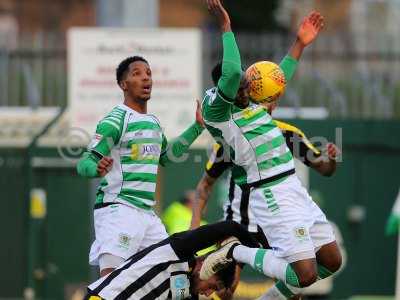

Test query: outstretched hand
[297,11,324,47]
[207,0,231,32]
[195,99,205,128]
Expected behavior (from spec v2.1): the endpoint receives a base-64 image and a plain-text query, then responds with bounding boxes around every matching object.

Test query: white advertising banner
[68,28,202,138]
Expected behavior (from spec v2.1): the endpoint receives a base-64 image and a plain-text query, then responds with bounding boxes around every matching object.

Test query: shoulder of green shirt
[96,107,126,144]
[202,88,234,123]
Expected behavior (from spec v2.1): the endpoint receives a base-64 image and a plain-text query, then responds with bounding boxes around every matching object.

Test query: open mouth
[142,85,152,94]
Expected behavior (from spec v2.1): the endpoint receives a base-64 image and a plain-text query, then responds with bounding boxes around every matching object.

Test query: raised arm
[288,11,324,60]
[280,11,324,82]
[207,0,231,33]
[202,0,242,122]
[208,0,242,101]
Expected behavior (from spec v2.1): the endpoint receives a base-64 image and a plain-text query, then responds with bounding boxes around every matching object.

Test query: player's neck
[124,97,148,114]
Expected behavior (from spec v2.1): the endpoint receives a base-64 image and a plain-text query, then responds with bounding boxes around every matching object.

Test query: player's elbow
[220,61,242,91]
[232,63,242,79]
[225,62,242,83]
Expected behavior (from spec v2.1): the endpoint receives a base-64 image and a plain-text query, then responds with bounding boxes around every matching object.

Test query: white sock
[233,246,288,282]
[257,285,287,300]
[286,285,304,295]
[232,245,258,265]
[264,281,305,300]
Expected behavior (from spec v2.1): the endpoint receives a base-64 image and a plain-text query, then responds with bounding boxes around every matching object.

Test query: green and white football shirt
[202,90,295,185]
[201,36,298,186]
[88,104,167,210]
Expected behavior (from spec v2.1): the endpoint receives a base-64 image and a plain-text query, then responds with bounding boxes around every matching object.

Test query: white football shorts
[89,203,168,266]
[249,174,335,261]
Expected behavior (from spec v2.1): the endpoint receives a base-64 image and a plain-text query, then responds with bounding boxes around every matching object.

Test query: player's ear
[119,80,128,91]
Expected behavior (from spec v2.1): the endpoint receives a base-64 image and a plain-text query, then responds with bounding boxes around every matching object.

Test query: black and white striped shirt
[86,221,258,300]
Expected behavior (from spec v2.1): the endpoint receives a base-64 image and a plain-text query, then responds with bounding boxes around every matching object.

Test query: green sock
[275,264,335,299]
[317,264,333,279]
[253,249,266,273]
[285,264,300,287]
[275,280,296,299]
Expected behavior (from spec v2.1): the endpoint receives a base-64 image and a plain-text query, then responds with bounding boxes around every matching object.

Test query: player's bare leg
[203,241,342,300]
[259,243,342,300]
[315,241,342,275]
[289,259,318,287]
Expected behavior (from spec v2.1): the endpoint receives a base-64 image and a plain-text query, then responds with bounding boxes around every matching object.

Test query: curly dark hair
[192,255,236,292]
[215,261,236,289]
[116,56,148,85]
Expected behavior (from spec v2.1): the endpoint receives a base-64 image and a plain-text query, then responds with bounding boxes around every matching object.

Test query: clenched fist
[97,156,113,177]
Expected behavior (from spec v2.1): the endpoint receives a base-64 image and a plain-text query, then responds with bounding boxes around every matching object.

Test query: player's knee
[321,249,342,275]
[327,251,342,273]
[316,241,343,275]
[297,269,318,287]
